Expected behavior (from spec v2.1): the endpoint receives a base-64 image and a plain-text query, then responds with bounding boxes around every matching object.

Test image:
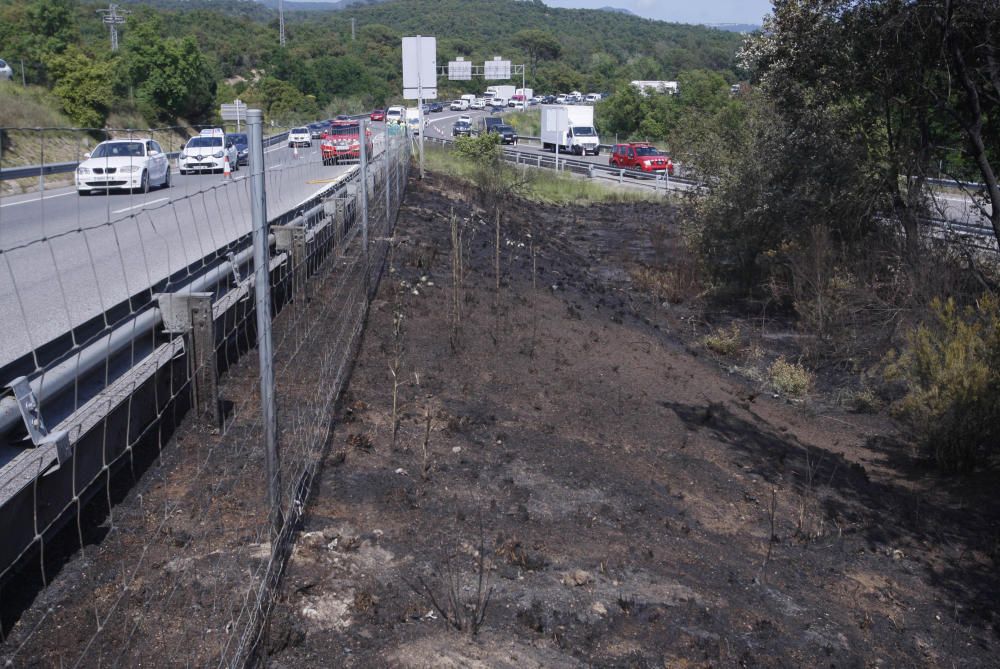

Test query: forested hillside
[0,0,745,128]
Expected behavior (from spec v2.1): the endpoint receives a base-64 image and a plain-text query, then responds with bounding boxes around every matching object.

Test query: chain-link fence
[0,115,411,665]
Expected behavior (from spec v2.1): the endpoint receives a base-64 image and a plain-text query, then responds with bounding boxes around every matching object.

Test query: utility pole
[96,4,129,52]
[279,0,286,47]
[351,18,356,40]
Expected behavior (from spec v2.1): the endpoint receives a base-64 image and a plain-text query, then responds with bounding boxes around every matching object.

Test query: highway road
[0,140,373,368]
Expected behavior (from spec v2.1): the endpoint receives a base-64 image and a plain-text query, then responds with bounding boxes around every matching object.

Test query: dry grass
[768,357,813,397]
[701,324,742,356]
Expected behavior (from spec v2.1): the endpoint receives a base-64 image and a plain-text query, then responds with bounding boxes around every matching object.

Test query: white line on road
[0,191,76,208]
[111,197,169,214]
[265,144,285,154]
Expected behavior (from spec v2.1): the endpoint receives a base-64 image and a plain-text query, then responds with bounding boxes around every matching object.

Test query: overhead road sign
[448,57,472,81]
[484,56,511,80]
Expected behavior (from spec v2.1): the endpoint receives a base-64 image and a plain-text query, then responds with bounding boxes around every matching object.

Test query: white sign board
[448,57,472,81]
[220,100,247,122]
[484,56,511,80]
[402,35,437,100]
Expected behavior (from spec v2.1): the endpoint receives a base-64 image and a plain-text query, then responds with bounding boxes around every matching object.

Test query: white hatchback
[75,139,171,195]
[179,130,239,174]
[287,127,312,148]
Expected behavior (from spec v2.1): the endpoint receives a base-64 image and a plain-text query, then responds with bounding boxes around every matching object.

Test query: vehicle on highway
[491,96,508,108]
[370,109,385,122]
[225,132,249,166]
[480,116,504,135]
[585,93,602,103]
[308,122,327,139]
[76,139,171,195]
[333,115,352,123]
[180,129,240,174]
[541,105,600,155]
[405,107,424,135]
[450,99,470,111]
[541,95,557,104]
[452,120,473,137]
[488,124,518,145]
[458,114,472,125]
[469,98,486,109]
[0,58,12,80]
[511,100,526,111]
[288,127,312,148]
[423,101,444,113]
[609,143,673,174]
[386,106,406,124]
[320,123,372,165]
[555,94,568,104]
[528,97,541,106]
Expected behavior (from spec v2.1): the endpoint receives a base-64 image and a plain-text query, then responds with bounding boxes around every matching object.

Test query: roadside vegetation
[423,137,658,205]
[647,1,1000,473]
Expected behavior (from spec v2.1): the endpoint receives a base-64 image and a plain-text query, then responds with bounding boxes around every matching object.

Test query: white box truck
[515,87,533,99]
[541,105,600,156]
[406,107,422,135]
[486,85,516,101]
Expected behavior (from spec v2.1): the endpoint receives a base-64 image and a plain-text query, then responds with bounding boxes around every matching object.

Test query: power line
[96,3,129,52]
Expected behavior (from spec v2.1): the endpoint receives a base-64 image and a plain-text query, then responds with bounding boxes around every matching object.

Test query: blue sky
[542,0,773,25]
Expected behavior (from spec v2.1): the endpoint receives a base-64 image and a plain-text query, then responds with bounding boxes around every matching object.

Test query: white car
[287,127,312,148]
[458,115,472,125]
[75,139,171,195]
[0,58,13,81]
[179,130,239,174]
[450,99,470,111]
[469,98,486,109]
[386,106,406,124]
[511,100,526,111]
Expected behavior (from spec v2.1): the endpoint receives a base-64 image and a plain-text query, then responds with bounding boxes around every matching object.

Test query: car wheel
[179,169,187,175]
[78,189,89,196]
[134,170,149,194]
[162,167,171,189]
[593,148,600,156]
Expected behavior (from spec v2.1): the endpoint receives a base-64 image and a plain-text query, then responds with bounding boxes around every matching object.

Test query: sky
[542,0,773,25]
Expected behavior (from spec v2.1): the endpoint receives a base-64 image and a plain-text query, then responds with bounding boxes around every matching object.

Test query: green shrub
[885,296,1000,471]
[769,357,813,396]
[702,324,741,356]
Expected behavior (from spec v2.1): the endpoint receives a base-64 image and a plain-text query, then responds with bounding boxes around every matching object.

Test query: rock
[562,569,594,587]
[591,601,608,616]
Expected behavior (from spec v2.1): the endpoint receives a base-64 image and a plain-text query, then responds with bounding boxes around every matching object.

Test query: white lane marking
[0,191,76,208]
[265,144,285,154]
[268,163,284,171]
[111,197,169,214]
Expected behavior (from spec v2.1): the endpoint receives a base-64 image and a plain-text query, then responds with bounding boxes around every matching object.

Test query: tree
[46,47,115,128]
[512,29,561,78]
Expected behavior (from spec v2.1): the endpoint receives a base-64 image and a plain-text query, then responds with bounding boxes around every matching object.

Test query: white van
[450,99,470,111]
[469,98,486,109]
[386,106,406,124]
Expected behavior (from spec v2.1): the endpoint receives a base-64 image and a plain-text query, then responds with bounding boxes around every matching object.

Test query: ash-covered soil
[267,174,999,667]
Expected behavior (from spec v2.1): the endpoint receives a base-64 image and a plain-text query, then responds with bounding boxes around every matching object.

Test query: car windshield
[454,122,469,129]
[227,134,247,146]
[496,126,514,133]
[187,137,222,148]
[634,146,659,156]
[572,126,597,136]
[291,127,308,134]
[90,142,145,158]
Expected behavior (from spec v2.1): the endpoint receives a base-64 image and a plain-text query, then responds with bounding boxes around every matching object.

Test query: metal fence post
[359,118,370,293]
[248,108,281,538]
[385,127,392,226]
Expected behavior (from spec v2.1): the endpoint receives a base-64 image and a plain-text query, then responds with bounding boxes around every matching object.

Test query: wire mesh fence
[0,117,411,665]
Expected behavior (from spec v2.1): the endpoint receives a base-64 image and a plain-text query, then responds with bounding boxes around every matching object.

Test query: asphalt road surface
[0,140,375,368]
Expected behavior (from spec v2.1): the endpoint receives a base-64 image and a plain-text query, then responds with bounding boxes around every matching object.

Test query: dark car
[423,102,443,113]
[225,132,249,166]
[541,95,557,104]
[308,122,327,139]
[452,120,473,137]
[489,124,518,145]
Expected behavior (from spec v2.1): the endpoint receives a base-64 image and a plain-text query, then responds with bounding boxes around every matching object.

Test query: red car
[369,109,385,122]
[609,143,674,175]
[321,123,374,165]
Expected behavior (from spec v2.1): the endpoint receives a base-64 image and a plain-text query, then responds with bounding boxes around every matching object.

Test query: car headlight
[213,151,224,158]
[120,165,140,173]
[643,160,652,167]
[77,167,91,175]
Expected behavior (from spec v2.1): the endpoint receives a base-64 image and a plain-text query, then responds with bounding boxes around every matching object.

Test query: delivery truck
[540,105,600,156]
[486,85,516,101]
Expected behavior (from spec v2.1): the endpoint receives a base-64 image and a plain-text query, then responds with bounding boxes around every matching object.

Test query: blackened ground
[267,173,998,667]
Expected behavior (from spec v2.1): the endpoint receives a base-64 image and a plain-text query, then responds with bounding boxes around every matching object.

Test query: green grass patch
[422,143,658,205]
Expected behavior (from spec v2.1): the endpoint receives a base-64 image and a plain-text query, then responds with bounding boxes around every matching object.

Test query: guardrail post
[619,169,624,184]
[249,108,282,538]
[156,292,219,426]
[274,225,308,301]
[588,165,594,179]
